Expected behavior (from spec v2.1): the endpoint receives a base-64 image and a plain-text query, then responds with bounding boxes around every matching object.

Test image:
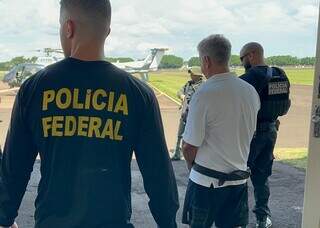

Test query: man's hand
[182,141,198,171]
[186,161,193,171]
[179,94,185,101]
[0,222,18,228]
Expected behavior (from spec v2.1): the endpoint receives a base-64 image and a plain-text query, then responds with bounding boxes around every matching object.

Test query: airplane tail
[141,48,167,71]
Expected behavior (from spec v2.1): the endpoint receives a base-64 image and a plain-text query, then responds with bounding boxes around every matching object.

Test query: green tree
[10,56,28,67]
[0,62,11,71]
[28,56,38,63]
[159,55,184,69]
[188,57,200,67]
[266,55,300,66]
[300,57,316,65]
[230,55,241,66]
[0,56,39,71]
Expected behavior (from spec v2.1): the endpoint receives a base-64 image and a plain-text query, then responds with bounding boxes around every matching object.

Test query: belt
[193,163,251,186]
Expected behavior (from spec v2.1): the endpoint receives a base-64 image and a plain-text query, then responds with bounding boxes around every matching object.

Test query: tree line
[0,55,316,71]
[188,55,316,67]
[0,56,38,71]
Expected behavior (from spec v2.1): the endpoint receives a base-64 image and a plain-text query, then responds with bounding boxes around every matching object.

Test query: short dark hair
[60,0,111,27]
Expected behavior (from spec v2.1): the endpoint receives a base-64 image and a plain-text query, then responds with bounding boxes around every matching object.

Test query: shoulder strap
[267,67,273,79]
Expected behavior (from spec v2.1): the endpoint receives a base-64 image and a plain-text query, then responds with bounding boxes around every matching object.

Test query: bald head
[240,42,264,59]
[240,42,266,70]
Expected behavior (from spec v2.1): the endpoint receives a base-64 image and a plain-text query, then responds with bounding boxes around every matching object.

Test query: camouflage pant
[173,117,186,157]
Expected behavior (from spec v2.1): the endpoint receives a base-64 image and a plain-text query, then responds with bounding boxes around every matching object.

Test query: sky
[0,0,319,61]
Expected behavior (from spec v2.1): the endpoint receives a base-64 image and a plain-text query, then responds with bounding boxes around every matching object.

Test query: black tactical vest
[258,67,291,121]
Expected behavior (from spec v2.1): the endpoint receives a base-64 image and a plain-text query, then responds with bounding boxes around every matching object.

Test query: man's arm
[0,88,38,227]
[182,141,198,170]
[134,91,179,228]
[177,85,186,101]
[182,92,207,168]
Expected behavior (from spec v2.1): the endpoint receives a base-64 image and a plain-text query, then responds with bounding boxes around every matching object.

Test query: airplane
[1,48,167,90]
[113,48,168,81]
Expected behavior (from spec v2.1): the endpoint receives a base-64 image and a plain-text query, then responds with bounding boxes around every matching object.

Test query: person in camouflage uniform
[171,70,204,161]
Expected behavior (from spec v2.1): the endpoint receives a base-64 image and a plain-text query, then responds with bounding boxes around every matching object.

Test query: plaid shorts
[182,180,248,228]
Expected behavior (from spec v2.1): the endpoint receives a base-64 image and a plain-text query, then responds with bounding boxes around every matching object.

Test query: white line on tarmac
[147,83,181,106]
[0,88,19,94]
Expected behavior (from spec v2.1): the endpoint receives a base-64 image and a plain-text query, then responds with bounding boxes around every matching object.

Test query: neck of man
[70,39,105,61]
[251,58,267,67]
[206,66,230,79]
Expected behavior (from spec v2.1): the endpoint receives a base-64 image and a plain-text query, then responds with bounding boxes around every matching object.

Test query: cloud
[0,0,318,61]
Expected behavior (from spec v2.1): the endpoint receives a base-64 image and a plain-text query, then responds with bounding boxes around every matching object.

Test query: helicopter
[2,48,64,88]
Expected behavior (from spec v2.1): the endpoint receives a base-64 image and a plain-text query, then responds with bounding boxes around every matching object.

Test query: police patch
[268,81,289,95]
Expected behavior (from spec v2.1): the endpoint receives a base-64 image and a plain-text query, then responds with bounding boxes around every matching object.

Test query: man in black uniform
[0,1,179,228]
[240,42,290,228]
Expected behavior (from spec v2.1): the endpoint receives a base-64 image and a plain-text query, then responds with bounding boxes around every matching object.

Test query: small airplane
[113,48,168,81]
[1,48,167,90]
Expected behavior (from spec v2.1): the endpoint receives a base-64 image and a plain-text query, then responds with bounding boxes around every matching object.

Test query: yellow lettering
[114,94,128,115]
[78,116,89,137]
[114,121,123,141]
[85,89,92,110]
[65,116,77,136]
[101,119,114,140]
[52,116,64,137]
[56,88,72,109]
[107,91,115,112]
[42,90,55,111]
[73,89,84,109]
[88,117,102,138]
[92,89,107,111]
[42,117,52,137]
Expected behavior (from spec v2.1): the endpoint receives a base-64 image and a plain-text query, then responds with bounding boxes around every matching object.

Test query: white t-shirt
[183,72,260,188]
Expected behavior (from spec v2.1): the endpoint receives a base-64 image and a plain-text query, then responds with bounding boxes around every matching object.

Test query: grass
[149,67,314,101]
[274,148,308,170]
[149,71,188,102]
[283,68,314,85]
[0,71,5,81]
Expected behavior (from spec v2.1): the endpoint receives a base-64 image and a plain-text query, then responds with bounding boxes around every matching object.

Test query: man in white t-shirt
[181,34,260,228]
